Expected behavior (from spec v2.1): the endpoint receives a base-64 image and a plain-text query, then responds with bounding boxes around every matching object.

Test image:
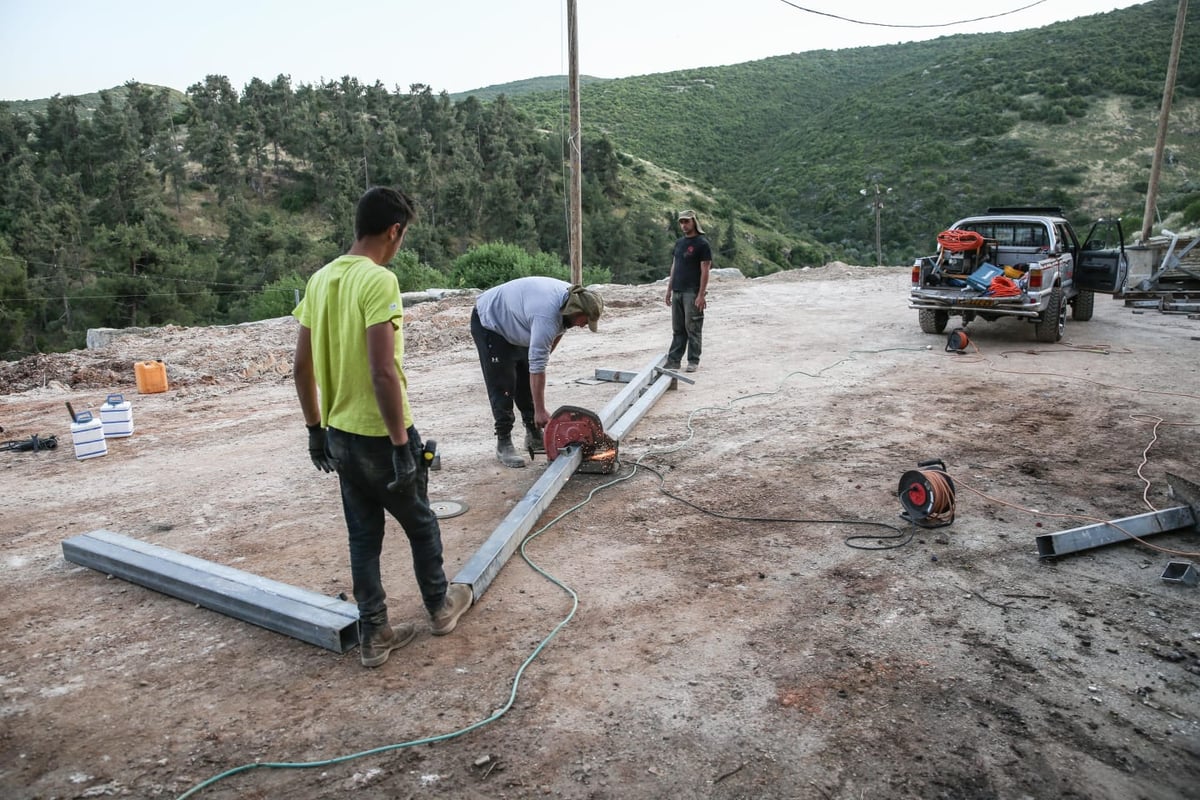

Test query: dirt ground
[1,265,1198,800]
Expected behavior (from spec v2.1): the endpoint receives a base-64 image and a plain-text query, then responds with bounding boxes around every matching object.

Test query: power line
[775,0,1048,29]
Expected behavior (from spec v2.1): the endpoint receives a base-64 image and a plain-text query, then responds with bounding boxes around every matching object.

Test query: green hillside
[508,0,1199,262]
[448,75,609,104]
[1,0,1196,359]
[5,84,188,121]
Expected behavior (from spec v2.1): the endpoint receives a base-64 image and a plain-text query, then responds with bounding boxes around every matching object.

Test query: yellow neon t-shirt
[293,255,412,435]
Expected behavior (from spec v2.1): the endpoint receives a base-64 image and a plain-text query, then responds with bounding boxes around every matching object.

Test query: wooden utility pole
[1140,0,1188,243]
[567,0,583,284]
[873,186,883,266]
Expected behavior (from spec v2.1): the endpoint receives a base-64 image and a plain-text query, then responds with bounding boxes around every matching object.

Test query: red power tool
[542,406,618,474]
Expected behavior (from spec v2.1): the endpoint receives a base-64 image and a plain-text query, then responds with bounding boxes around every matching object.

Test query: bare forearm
[293,327,321,426]
[366,321,409,445]
[530,371,549,427]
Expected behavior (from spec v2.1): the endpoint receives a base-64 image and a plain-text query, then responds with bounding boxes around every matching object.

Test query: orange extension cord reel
[945,328,971,353]
[936,229,986,253]
[898,459,957,528]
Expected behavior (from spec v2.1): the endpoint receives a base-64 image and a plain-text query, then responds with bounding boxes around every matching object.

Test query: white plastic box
[100,393,134,438]
[70,411,108,460]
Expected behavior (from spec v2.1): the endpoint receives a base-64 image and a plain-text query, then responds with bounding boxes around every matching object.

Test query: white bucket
[100,393,134,438]
[71,411,108,460]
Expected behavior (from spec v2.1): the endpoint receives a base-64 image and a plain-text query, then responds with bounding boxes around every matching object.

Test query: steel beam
[452,353,677,599]
[60,353,684,643]
[450,445,584,598]
[606,371,674,442]
[1035,506,1195,558]
[594,368,640,384]
[1036,473,1200,558]
[595,352,671,428]
[62,529,359,652]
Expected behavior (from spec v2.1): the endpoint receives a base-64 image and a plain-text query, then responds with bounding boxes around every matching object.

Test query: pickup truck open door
[1076,219,1129,294]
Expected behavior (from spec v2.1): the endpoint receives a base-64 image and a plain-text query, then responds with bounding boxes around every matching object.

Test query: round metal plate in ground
[430,500,469,519]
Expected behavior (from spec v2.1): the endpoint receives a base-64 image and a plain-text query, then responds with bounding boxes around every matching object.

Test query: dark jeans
[325,426,447,622]
[471,308,535,438]
[668,290,704,366]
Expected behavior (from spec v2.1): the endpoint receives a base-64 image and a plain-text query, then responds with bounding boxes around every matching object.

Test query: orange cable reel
[936,229,986,253]
[898,459,957,528]
[945,327,971,354]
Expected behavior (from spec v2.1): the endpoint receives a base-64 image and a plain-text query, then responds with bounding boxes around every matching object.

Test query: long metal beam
[58,353,682,647]
[62,529,359,652]
[1035,506,1195,558]
[1036,472,1200,558]
[450,445,584,598]
[595,352,673,428]
[451,353,675,599]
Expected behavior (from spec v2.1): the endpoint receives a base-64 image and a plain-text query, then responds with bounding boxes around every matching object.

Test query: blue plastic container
[966,263,1003,292]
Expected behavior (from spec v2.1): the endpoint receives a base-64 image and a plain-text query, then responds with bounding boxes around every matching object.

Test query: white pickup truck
[909,207,1128,342]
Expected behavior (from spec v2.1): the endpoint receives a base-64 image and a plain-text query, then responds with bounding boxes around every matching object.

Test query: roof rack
[985,206,1067,217]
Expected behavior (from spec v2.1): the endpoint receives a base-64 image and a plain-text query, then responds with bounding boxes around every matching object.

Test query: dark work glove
[387,443,418,492]
[306,424,336,473]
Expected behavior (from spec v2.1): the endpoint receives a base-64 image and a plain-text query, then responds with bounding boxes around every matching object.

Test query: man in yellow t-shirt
[293,186,471,668]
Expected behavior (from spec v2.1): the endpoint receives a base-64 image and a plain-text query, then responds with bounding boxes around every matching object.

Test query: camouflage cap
[561,285,604,332]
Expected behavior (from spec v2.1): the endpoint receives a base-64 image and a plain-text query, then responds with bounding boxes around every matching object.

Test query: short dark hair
[355,186,417,239]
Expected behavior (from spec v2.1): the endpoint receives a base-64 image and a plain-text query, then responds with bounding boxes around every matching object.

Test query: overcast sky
[0,0,1151,101]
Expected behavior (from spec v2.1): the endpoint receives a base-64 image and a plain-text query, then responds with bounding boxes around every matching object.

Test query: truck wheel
[1034,286,1066,342]
[1072,289,1095,321]
[919,309,949,334]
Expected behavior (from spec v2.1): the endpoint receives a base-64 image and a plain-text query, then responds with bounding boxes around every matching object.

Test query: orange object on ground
[134,360,169,394]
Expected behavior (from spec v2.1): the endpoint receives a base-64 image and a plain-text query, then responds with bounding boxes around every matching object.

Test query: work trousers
[325,426,447,624]
[668,289,704,366]
[471,308,535,438]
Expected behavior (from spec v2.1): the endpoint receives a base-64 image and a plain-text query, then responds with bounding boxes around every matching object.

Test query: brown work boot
[359,619,417,668]
[496,436,525,468]
[430,583,473,635]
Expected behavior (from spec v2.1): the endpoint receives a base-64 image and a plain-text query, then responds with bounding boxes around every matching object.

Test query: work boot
[524,424,545,456]
[685,363,698,373]
[430,584,473,636]
[496,436,525,468]
[664,360,681,371]
[358,617,417,668]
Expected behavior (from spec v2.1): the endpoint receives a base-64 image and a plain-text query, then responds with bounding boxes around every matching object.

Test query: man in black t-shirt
[664,210,712,373]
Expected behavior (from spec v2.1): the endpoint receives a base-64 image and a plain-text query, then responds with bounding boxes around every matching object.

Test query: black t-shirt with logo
[670,235,713,292]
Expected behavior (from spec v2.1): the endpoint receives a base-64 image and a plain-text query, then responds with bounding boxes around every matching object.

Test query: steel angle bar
[594,368,640,384]
[1035,506,1195,558]
[62,529,360,652]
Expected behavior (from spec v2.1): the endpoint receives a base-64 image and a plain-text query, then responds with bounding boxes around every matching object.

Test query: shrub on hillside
[450,242,569,290]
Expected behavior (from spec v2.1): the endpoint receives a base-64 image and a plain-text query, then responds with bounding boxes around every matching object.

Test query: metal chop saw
[529,405,619,474]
